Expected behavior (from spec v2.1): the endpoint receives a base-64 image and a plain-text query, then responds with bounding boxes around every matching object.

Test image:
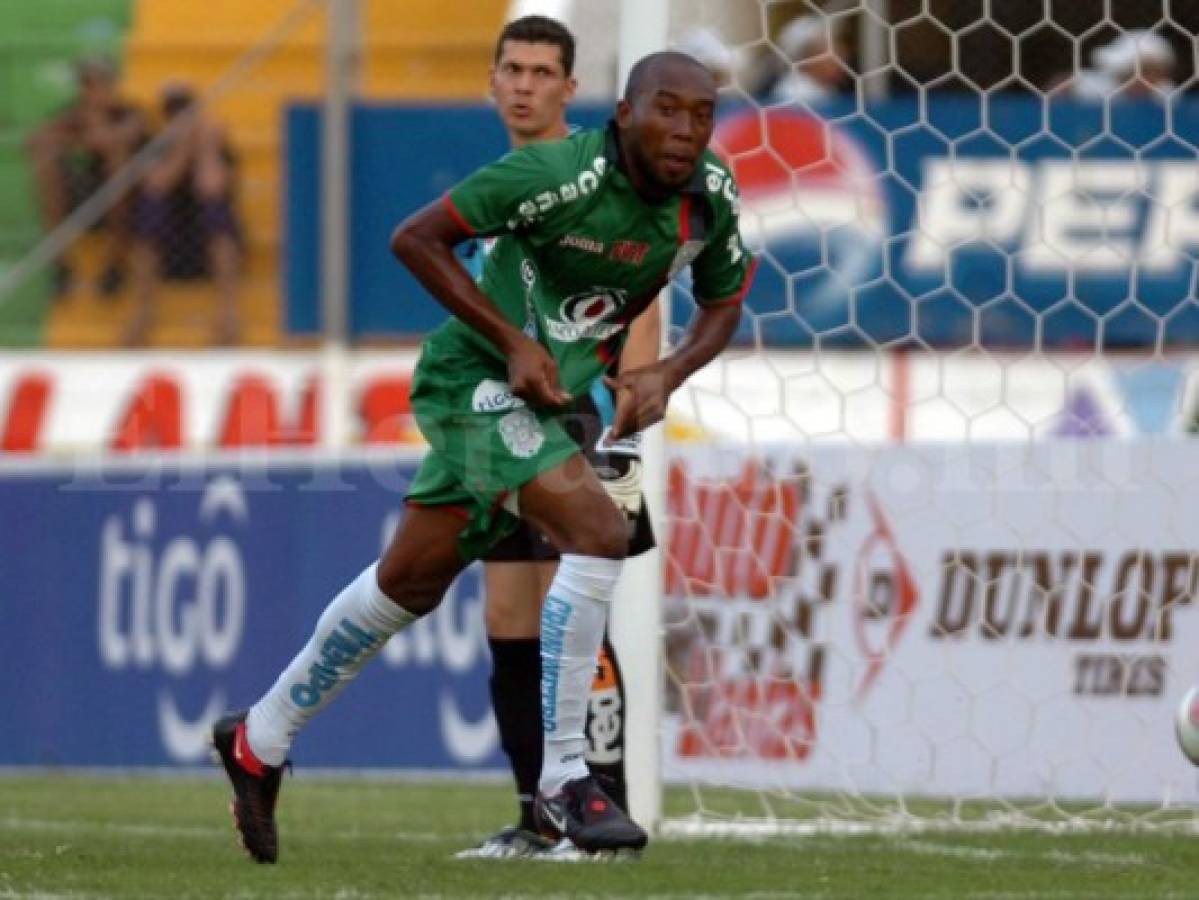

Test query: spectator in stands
[26,57,146,298]
[769,16,850,106]
[1067,30,1177,101]
[125,81,242,347]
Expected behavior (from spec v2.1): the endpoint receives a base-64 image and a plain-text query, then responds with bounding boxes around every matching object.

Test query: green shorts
[406,350,580,560]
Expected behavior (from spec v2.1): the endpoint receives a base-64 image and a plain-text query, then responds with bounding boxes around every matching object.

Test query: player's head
[616,51,717,194]
[491,16,577,146]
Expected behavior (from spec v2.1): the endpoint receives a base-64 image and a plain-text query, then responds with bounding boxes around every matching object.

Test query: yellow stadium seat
[361,0,507,100]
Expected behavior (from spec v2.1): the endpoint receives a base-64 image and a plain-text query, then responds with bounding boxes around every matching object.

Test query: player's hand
[604,364,679,439]
[507,336,571,408]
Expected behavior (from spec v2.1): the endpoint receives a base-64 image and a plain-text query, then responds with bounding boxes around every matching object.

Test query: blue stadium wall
[286,96,1199,348]
[0,458,504,770]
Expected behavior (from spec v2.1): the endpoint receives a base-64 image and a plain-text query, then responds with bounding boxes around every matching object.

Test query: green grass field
[2,775,1198,898]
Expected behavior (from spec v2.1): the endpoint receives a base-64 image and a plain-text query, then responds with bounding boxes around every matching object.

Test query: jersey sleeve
[690,175,757,308]
[444,144,563,238]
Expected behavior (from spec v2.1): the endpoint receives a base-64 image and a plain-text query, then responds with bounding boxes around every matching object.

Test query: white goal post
[613,0,1199,837]
[610,0,672,832]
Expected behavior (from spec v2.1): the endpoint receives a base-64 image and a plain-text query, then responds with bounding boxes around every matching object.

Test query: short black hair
[623,50,712,101]
[494,15,576,77]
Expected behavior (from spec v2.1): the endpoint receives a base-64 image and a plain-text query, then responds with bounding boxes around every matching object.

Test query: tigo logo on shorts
[471,378,524,413]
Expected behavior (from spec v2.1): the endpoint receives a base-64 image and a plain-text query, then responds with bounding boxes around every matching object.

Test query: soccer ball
[1175,685,1199,766]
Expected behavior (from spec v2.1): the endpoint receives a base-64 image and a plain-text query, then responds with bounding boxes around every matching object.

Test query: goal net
[650,0,1199,836]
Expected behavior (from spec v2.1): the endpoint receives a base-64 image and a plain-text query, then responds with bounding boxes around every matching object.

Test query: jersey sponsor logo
[505,155,610,230]
[546,321,624,342]
[610,240,650,266]
[546,288,628,343]
[471,378,525,413]
[497,408,545,458]
[559,233,605,255]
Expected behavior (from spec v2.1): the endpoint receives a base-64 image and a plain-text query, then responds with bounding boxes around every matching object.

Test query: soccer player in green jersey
[213,49,754,860]
[458,16,660,859]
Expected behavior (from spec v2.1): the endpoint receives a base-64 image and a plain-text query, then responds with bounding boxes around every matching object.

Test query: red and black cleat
[212,711,285,864]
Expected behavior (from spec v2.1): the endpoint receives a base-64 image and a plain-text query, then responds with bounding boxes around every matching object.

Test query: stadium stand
[0,0,131,346]
[22,0,506,348]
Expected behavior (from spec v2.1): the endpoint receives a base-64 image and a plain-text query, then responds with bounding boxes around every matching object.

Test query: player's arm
[391,205,519,363]
[392,204,569,407]
[605,302,740,439]
[619,297,661,373]
[606,195,755,439]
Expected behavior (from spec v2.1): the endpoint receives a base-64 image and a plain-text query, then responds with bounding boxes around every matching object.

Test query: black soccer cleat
[212,711,285,864]
[534,775,648,853]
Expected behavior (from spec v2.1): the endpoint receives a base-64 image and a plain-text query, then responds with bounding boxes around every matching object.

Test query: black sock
[585,632,628,812]
[488,637,542,831]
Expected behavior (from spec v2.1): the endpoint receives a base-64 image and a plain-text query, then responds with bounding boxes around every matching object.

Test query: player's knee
[483,600,505,636]
[483,592,527,636]
[570,505,628,560]
[375,557,445,617]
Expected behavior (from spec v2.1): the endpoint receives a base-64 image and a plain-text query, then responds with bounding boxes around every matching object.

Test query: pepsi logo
[713,108,888,314]
[714,108,886,244]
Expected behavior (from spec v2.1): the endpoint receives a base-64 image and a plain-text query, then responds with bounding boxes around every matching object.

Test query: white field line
[0,767,506,784]
[0,816,455,844]
[894,840,1006,861]
[892,838,1149,869]
[1042,848,1150,867]
[6,894,809,900]
[659,816,1199,839]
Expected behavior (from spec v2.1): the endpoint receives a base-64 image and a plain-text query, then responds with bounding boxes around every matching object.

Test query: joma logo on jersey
[610,240,649,266]
[546,288,628,343]
[560,233,605,254]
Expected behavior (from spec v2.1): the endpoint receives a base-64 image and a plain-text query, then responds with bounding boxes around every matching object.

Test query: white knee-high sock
[539,554,624,795]
[245,562,416,766]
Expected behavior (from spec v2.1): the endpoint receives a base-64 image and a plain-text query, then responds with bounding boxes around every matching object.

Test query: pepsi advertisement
[286,96,1199,348]
[0,458,504,770]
